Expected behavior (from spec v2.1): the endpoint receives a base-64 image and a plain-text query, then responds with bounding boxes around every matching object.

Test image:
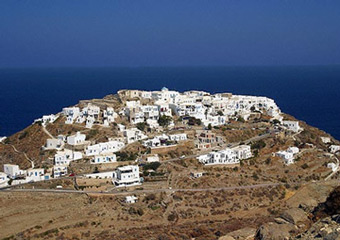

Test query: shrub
[301,163,308,169]
[251,140,266,150]
[18,131,28,140]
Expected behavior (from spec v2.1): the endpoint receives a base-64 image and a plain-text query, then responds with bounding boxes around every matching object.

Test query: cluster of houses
[62,104,118,128]
[0,164,50,187]
[143,133,187,148]
[320,137,340,154]
[119,87,282,127]
[84,164,142,188]
[197,145,252,165]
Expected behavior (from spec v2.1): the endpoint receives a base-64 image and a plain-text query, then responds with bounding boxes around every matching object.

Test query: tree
[158,115,172,127]
[208,123,212,130]
[136,122,146,131]
[272,119,281,125]
[237,116,245,123]
[217,110,224,116]
[251,140,266,150]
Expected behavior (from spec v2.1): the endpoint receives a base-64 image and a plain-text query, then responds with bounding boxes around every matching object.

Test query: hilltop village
[1,88,340,239]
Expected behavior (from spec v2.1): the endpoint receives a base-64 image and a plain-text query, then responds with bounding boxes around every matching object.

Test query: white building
[44,138,64,150]
[233,145,252,160]
[276,147,300,165]
[0,136,7,143]
[103,107,117,126]
[191,171,204,178]
[3,164,26,178]
[146,119,160,129]
[124,128,148,144]
[26,168,45,181]
[53,165,68,178]
[170,102,205,119]
[125,195,138,204]
[0,172,8,187]
[330,145,340,153]
[146,154,159,162]
[113,165,141,187]
[283,121,301,133]
[151,87,180,103]
[54,149,83,166]
[84,171,115,179]
[321,137,331,144]
[85,141,125,156]
[327,163,338,172]
[91,154,117,164]
[63,107,80,124]
[67,132,86,145]
[155,101,172,116]
[143,134,169,148]
[141,105,159,121]
[168,133,187,142]
[197,145,251,166]
[201,115,227,127]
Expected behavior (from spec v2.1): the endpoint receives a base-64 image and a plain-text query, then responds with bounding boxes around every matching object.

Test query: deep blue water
[0,66,339,139]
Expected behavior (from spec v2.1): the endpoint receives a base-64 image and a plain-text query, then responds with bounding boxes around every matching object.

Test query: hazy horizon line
[1,63,340,70]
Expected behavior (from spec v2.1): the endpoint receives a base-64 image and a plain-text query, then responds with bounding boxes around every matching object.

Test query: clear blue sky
[0,1,339,67]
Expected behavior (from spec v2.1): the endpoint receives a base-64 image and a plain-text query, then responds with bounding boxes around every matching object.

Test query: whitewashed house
[330,145,340,153]
[155,101,172,116]
[103,107,117,126]
[3,164,26,178]
[146,154,159,162]
[54,149,83,166]
[143,134,169,148]
[232,145,252,160]
[125,106,145,124]
[83,104,100,116]
[86,115,95,128]
[91,154,117,164]
[53,165,68,178]
[191,171,204,178]
[202,114,227,127]
[276,147,300,165]
[321,137,331,144]
[113,165,141,187]
[146,119,160,129]
[124,128,148,144]
[26,168,45,181]
[170,102,205,119]
[197,145,251,166]
[283,121,301,133]
[44,138,64,150]
[117,124,126,132]
[84,171,115,179]
[141,105,159,121]
[168,133,187,142]
[327,163,338,172]
[140,91,152,99]
[125,195,138,204]
[63,107,80,124]
[151,87,180,103]
[67,132,86,145]
[85,141,125,156]
[0,172,8,187]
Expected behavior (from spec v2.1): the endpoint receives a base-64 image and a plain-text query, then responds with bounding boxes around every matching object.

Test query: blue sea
[0,66,339,140]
